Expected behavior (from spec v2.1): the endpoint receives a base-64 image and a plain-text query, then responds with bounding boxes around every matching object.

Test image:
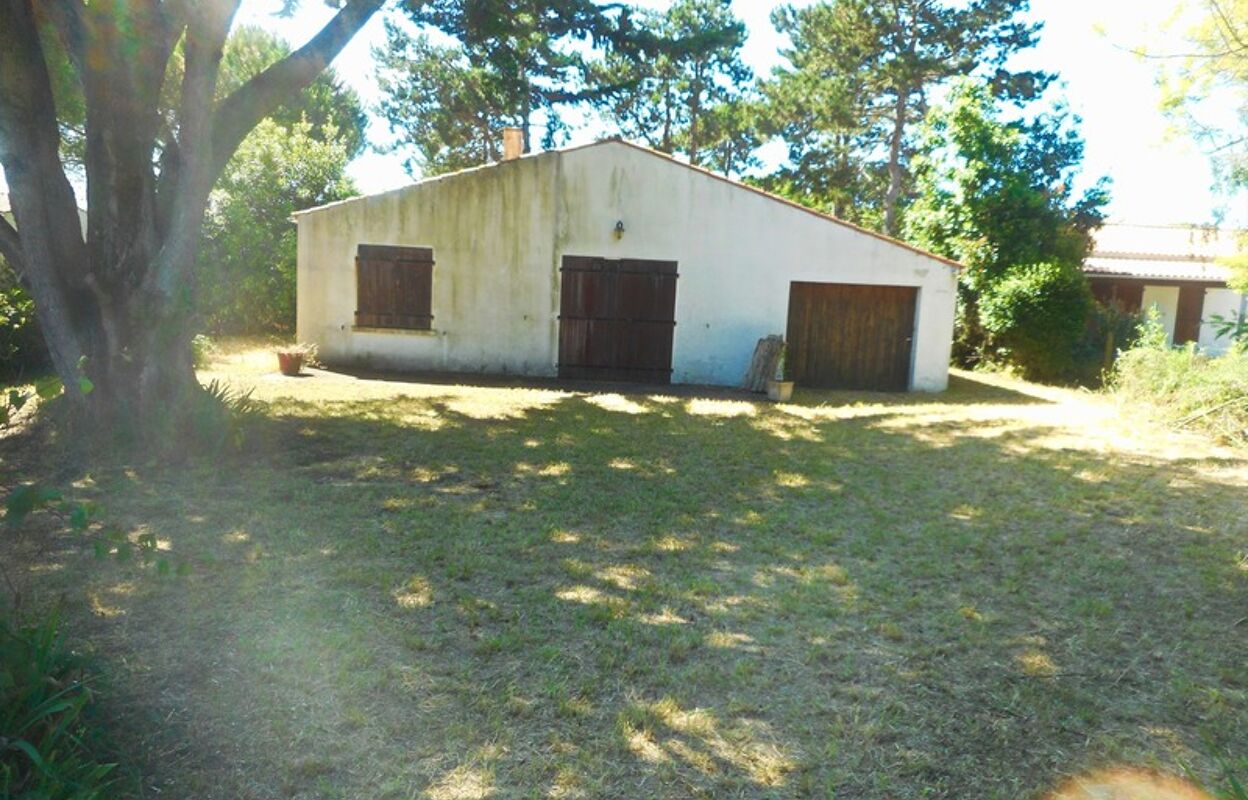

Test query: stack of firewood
[742,335,785,392]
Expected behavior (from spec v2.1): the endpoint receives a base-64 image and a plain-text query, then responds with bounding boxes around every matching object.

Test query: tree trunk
[0,0,383,442]
[883,89,909,236]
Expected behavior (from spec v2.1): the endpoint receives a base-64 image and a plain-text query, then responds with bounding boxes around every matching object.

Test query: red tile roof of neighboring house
[1084,223,1240,283]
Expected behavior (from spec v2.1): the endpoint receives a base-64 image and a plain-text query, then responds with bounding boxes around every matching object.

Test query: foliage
[1073,300,1146,384]
[1209,310,1248,351]
[977,261,1093,381]
[762,0,1050,233]
[199,118,357,335]
[0,258,48,380]
[215,26,368,159]
[591,0,757,173]
[192,379,263,454]
[55,23,368,170]
[374,25,525,175]
[1156,1,1248,196]
[1113,330,1248,445]
[0,614,116,800]
[192,334,217,370]
[1154,1,1248,288]
[379,0,637,174]
[906,80,1109,380]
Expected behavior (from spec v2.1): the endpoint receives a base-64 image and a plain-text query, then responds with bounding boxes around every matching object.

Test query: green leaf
[7,389,26,411]
[93,541,109,560]
[176,561,193,577]
[115,543,132,562]
[34,376,64,400]
[156,558,171,576]
[9,738,44,766]
[78,376,95,396]
[5,485,61,525]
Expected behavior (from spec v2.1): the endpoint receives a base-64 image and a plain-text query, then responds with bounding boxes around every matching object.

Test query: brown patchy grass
[1,352,1246,799]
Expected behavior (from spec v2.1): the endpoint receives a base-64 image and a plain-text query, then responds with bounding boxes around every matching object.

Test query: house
[294,137,960,392]
[0,192,89,237]
[1085,223,1246,353]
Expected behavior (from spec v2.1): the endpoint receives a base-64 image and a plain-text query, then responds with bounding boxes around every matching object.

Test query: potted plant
[766,344,794,402]
[275,342,318,376]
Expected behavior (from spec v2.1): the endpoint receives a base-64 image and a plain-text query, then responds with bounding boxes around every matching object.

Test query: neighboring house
[295,137,960,392]
[0,191,89,240]
[1086,223,1246,354]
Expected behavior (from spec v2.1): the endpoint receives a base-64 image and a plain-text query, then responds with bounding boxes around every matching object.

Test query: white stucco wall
[1141,285,1180,343]
[296,141,959,391]
[1199,288,1247,355]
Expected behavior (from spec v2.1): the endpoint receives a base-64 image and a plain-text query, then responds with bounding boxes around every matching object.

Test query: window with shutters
[354,244,434,331]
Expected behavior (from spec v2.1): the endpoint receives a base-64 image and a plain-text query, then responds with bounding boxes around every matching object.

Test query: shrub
[191,334,217,370]
[0,614,116,799]
[0,260,49,380]
[977,261,1093,382]
[1112,339,1248,445]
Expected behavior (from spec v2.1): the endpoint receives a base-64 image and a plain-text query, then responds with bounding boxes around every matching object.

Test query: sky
[4,1,1240,228]
[235,0,1248,228]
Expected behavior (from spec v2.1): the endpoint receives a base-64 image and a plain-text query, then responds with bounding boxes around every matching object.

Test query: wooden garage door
[558,256,678,383]
[786,282,917,391]
[1173,285,1205,345]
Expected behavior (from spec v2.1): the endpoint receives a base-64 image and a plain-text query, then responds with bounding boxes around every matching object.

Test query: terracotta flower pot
[277,352,305,376]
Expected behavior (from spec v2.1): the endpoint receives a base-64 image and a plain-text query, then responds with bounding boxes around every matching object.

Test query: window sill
[351,326,439,337]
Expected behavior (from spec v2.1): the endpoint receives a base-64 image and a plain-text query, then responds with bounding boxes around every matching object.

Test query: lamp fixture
[614,220,626,240]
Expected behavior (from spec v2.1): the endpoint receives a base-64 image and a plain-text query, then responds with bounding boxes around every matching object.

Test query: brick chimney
[502,127,524,161]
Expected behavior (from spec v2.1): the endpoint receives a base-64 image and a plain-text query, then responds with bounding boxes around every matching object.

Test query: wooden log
[742,335,785,392]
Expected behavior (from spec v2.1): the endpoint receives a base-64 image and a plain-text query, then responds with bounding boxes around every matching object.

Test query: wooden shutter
[355,244,434,330]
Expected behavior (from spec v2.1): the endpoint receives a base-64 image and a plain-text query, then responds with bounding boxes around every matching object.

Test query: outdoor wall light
[614,220,626,239]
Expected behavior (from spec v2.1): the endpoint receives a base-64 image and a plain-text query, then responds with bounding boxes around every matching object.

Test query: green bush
[977,261,1092,382]
[1112,335,1248,445]
[0,260,49,380]
[1,614,116,799]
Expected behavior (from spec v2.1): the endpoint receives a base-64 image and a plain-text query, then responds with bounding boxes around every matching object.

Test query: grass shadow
[0,375,1243,799]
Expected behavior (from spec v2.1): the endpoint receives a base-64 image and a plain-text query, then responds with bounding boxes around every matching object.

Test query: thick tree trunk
[0,0,383,442]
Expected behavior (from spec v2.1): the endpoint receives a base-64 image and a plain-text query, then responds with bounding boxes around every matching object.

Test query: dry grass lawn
[2,346,1246,799]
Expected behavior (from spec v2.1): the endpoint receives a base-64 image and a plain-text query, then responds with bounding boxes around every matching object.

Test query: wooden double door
[786,282,918,392]
[558,256,678,384]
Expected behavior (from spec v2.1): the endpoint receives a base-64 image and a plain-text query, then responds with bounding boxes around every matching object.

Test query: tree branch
[209,0,384,180]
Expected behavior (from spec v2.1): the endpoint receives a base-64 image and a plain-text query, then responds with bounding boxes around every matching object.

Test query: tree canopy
[1155,0,1248,290]
[906,80,1109,379]
[762,0,1050,234]
[591,0,755,173]
[377,0,643,174]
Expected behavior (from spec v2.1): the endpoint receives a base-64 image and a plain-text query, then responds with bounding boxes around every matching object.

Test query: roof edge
[293,137,964,271]
[570,139,963,271]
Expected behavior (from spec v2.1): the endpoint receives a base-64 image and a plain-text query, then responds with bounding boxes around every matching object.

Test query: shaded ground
[2,351,1246,799]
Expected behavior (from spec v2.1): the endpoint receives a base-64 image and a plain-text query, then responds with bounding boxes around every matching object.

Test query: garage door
[558,256,678,383]
[786,282,917,391]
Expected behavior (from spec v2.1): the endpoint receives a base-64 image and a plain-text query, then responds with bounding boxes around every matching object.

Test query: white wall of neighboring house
[1199,288,1247,354]
[296,141,959,391]
[1141,285,1180,343]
